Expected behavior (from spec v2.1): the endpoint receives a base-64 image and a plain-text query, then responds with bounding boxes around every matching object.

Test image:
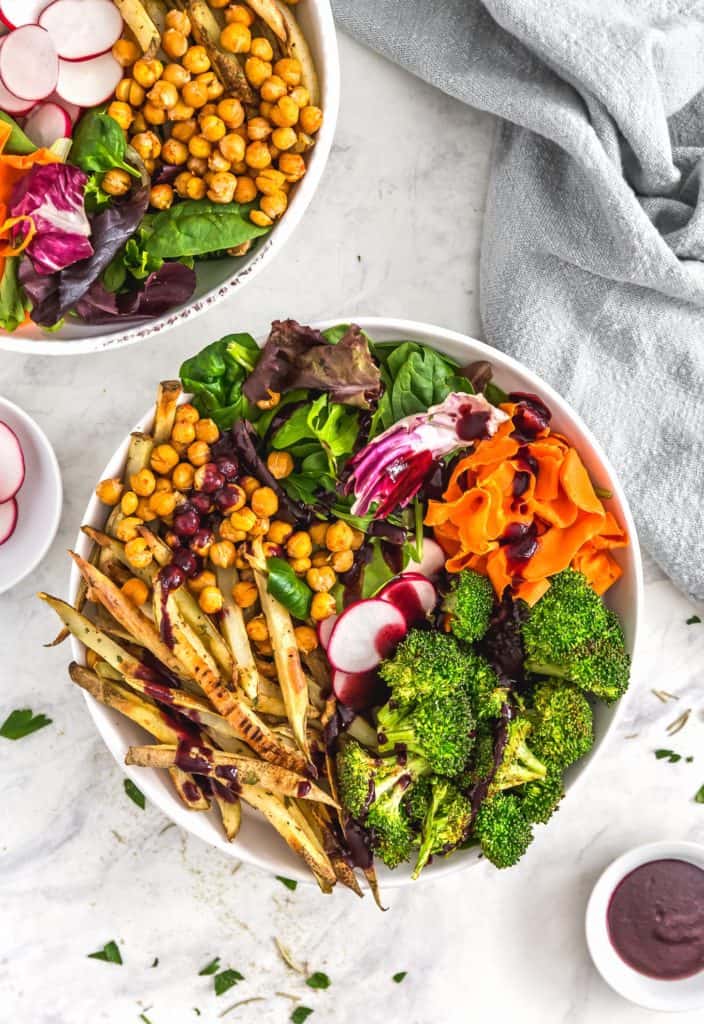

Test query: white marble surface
[2,31,704,1024]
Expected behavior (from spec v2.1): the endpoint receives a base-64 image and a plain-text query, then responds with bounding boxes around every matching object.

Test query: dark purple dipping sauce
[606,859,704,980]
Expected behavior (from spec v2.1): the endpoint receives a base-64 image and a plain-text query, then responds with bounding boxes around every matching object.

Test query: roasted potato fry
[187,0,255,102]
[113,0,162,58]
[153,380,182,443]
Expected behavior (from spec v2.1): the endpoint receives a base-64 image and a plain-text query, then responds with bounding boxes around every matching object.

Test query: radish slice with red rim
[317,613,338,651]
[0,24,57,101]
[55,51,121,107]
[332,669,384,712]
[39,0,122,62]
[47,91,80,125]
[0,497,18,545]
[0,1,50,29]
[24,100,71,147]
[404,537,446,578]
[0,420,25,503]
[0,37,34,113]
[327,599,407,675]
[378,573,438,627]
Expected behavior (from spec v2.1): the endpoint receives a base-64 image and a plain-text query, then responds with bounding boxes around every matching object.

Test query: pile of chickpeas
[95,399,362,659]
[103,1,322,226]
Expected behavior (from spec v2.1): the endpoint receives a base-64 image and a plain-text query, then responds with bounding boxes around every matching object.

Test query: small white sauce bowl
[586,840,704,1012]
[0,396,62,594]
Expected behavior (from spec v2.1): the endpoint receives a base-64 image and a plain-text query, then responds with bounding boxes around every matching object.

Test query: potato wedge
[246,0,285,41]
[274,0,319,104]
[188,0,255,102]
[153,380,182,443]
[216,565,259,700]
[113,0,161,58]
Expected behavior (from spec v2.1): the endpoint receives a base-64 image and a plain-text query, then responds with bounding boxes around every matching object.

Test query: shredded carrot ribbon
[426,403,628,603]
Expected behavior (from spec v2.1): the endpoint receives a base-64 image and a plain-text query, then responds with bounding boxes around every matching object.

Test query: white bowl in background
[0,1,339,357]
[586,841,704,1012]
[68,317,643,885]
[0,396,62,594]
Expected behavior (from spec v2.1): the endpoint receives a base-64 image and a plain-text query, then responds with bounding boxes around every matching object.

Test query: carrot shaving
[426,404,627,603]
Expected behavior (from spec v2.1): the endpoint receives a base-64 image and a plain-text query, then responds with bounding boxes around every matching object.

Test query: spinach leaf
[71,110,139,178]
[485,380,509,406]
[0,257,27,332]
[180,333,261,428]
[266,557,312,619]
[0,111,36,155]
[307,395,359,473]
[271,403,314,450]
[138,199,269,260]
[255,388,307,437]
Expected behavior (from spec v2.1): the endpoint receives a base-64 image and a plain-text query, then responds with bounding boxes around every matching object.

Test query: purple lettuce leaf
[75,261,196,324]
[10,163,93,275]
[243,320,381,409]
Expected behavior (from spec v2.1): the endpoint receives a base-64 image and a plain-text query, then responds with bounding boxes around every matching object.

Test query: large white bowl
[68,317,643,886]
[0,2,339,357]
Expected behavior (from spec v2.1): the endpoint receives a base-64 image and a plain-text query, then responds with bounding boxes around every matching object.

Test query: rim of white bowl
[0,395,62,594]
[0,1,340,357]
[585,840,704,1012]
[68,316,643,886]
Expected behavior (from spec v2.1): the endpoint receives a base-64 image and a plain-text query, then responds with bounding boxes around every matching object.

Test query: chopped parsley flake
[392,971,407,983]
[124,778,145,809]
[0,708,52,740]
[198,957,221,976]
[87,940,122,964]
[214,969,244,997]
[291,1009,314,1024]
[276,876,298,891]
[306,972,330,990]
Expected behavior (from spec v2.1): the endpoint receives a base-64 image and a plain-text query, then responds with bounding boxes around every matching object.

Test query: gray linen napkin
[332,0,704,599]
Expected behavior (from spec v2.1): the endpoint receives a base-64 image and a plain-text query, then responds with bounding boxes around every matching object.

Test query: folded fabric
[332,0,704,599]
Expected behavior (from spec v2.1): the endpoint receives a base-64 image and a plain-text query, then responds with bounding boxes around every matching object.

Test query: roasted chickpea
[220,22,251,53]
[219,519,246,543]
[246,615,269,643]
[271,126,297,151]
[107,101,133,131]
[300,105,323,134]
[306,565,336,593]
[96,477,123,506]
[294,625,319,654]
[266,451,294,480]
[254,168,284,194]
[260,74,286,102]
[171,420,196,446]
[148,445,178,479]
[130,111,147,134]
[350,528,365,551]
[226,4,254,26]
[199,586,223,614]
[200,114,226,142]
[112,38,141,67]
[189,570,216,593]
[172,462,195,491]
[260,190,287,220]
[165,9,191,34]
[131,130,161,161]
[132,58,163,89]
[197,70,224,101]
[246,115,272,141]
[311,550,330,569]
[171,119,197,142]
[311,592,337,621]
[278,152,306,182]
[219,132,246,164]
[183,45,210,74]
[209,540,236,568]
[274,57,302,86]
[326,521,354,552]
[154,477,172,493]
[194,418,219,444]
[149,184,173,210]
[309,522,328,547]
[160,138,188,166]
[121,490,139,516]
[268,520,294,546]
[245,140,271,170]
[115,78,132,103]
[161,63,190,89]
[115,516,144,543]
[174,171,207,200]
[249,36,273,61]
[331,549,354,574]
[249,486,277,519]
[244,56,272,88]
[271,95,299,129]
[175,404,199,423]
[289,85,310,109]
[288,556,310,575]
[187,440,211,467]
[286,531,312,560]
[162,28,188,60]
[131,468,156,497]
[240,475,259,498]
[209,0,230,6]
[149,491,177,518]
[121,577,149,606]
[135,498,154,522]
[143,102,167,126]
[217,97,245,129]
[188,134,212,159]
[207,171,237,204]
[229,507,257,533]
[250,209,273,227]
[198,102,218,123]
[148,80,179,110]
[248,516,269,539]
[181,80,208,111]
[101,168,131,198]
[234,175,257,203]
[232,580,258,608]
[187,155,209,176]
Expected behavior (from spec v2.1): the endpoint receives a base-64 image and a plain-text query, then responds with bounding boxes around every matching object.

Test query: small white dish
[586,840,704,1012]
[68,317,643,884]
[0,396,62,594]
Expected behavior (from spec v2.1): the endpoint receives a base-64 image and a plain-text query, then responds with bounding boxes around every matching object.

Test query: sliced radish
[0,420,25,503]
[24,100,71,147]
[333,669,384,711]
[378,573,438,628]
[39,0,122,62]
[0,497,18,545]
[404,537,446,578]
[327,599,407,675]
[56,50,121,107]
[0,25,57,101]
[0,1,50,29]
[47,90,80,125]
[317,613,338,651]
[0,36,33,113]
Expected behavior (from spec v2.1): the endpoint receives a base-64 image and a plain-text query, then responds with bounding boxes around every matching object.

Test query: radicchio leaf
[10,163,92,275]
[75,262,196,324]
[243,320,381,409]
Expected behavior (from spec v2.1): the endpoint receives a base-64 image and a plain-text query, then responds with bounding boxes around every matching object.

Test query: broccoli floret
[529,681,594,768]
[473,793,534,868]
[522,568,609,662]
[404,775,433,827]
[378,628,469,704]
[522,572,630,704]
[462,648,509,720]
[411,778,472,879]
[442,569,494,644]
[490,717,546,792]
[465,721,496,785]
[336,739,430,869]
[377,687,475,776]
[519,767,564,824]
